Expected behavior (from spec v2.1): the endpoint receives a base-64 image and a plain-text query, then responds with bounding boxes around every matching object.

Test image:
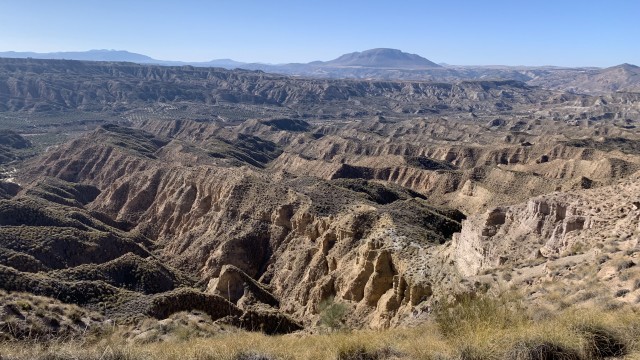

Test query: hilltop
[320,48,441,69]
[529,63,640,94]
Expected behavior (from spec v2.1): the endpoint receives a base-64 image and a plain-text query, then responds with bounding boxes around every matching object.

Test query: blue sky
[0,0,638,67]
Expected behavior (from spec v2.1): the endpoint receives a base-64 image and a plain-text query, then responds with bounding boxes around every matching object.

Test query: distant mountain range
[0,48,442,69]
[0,49,247,68]
[0,49,155,62]
[1,49,639,94]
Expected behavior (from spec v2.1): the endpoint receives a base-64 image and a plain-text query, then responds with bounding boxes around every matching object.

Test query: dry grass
[1,298,640,360]
[0,327,449,360]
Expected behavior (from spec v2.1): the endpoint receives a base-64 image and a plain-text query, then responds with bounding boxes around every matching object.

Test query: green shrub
[318,297,348,331]
[15,300,32,311]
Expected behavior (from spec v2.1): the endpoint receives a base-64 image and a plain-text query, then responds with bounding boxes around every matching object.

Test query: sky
[0,0,638,67]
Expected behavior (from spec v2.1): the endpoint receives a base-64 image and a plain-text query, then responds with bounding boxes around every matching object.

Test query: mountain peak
[603,63,640,75]
[324,48,440,69]
[612,63,639,70]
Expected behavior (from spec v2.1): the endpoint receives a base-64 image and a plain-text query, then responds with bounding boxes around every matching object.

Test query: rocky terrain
[1,57,640,348]
[528,63,640,94]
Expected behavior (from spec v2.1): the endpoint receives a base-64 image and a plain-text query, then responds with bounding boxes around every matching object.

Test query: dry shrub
[435,293,526,337]
[579,325,627,358]
[506,341,581,360]
[232,352,278,360]
[336,345,400,360]
[1,296,640,360]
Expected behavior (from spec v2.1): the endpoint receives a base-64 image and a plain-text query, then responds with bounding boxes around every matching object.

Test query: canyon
[0,57,639,341]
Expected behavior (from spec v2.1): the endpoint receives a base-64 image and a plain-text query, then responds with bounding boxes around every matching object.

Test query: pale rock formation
[450,173,640,277]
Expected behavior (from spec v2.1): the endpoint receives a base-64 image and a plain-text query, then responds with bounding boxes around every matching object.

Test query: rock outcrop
[450,173,640,277]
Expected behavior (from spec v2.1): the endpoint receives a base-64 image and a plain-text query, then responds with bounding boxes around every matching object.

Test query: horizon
[0,0,639,67]
[0,48,633,69]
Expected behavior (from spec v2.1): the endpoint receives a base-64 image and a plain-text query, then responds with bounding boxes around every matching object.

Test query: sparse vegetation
[0,299,638,359]
[614,259,636,272]
[318,297,349,331]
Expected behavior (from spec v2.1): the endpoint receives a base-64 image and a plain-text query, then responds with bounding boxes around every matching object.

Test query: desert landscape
[0,47,638,359]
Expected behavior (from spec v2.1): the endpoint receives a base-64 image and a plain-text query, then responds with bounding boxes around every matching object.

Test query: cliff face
[449,173,640,283]
[22,123,462,328]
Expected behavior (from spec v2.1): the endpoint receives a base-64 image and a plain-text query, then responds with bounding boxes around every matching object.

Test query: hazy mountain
[321,48,441,68]
[196,58,247,68]
[0,49,156,62]
[0,48,442,70]
[0,49,248,69]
